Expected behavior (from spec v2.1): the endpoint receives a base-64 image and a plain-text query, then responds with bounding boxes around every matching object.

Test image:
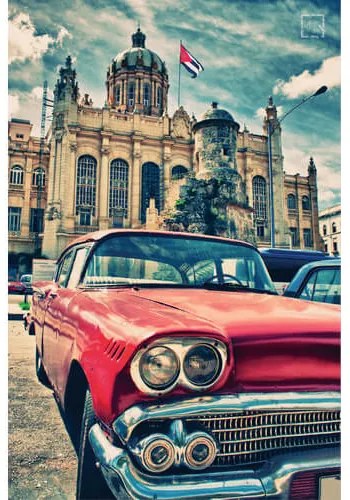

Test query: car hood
[78,287,340,404]
[80,286,340,341]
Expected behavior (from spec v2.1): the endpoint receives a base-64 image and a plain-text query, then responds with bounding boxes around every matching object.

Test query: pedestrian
[23,312,31,331]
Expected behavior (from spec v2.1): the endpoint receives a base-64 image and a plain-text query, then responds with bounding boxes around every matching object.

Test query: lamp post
[267,85,327,248]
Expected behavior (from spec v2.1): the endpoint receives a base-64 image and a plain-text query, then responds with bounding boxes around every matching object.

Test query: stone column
[64,142,77,231]
[99,146,110,230]
[131,146,141,227]
[21,154,33,238]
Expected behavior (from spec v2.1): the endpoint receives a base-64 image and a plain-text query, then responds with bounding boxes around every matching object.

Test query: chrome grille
[185,410,340,467]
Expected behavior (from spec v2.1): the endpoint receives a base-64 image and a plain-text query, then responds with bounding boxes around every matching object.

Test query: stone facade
[319,204,341,256]
[8,119,50,277]
[8,29,322,269]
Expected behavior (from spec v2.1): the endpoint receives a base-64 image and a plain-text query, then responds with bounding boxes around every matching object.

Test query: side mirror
[32,286,46,300]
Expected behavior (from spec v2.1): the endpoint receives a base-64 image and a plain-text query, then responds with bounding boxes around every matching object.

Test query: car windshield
[83,234,276,293]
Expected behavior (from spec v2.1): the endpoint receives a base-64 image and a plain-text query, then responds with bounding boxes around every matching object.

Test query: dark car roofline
[259,248,330,258]
[62,229,257,254]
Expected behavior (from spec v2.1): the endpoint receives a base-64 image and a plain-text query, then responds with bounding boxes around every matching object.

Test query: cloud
[273,55,340,99]
[8,94,20,118]
[8,12,72,64]
[9,13,54,63]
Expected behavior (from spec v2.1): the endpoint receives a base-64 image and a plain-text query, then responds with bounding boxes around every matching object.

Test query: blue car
[283,258,341,304]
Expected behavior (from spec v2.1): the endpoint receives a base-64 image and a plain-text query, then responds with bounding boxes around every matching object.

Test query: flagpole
[178,40,181,107]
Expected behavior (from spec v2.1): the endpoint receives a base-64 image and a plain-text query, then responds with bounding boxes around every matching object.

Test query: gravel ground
[8,321,77,499]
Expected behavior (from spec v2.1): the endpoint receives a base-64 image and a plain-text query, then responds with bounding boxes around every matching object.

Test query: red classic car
[29,230,340,499]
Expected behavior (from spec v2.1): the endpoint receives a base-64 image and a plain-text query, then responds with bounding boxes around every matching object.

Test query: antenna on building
[34,81,53,256]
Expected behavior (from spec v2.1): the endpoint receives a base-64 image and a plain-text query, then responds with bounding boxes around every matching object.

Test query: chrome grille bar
[185,410,340,467]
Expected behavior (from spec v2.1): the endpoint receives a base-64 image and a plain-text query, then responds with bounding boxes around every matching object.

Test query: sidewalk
[8,295,31,320]
[8,302,25,320]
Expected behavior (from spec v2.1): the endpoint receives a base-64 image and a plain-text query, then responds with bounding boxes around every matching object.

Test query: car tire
[35,348,51,388]
[28,322,35,336]
[76,389,112,499]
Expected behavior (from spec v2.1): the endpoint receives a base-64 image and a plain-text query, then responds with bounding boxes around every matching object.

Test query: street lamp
[267,85,327,247]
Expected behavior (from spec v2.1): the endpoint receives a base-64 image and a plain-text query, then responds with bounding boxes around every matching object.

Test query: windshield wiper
[200,282,278,295]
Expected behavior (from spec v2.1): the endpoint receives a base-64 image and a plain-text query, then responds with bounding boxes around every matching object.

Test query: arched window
[75,155,97,225]
[323,224,327,236]
[109,159,129,219]
[156,87,162,108]
[32,168,45,187]
[332,222,337,233]
[143,83,150,106]
[115,85,121,105]
[287,194,296,210]
[141,162,160,223]
[128,82,135,106]
[171,165,188,180]
[302,195,310,211]
[252,176,267,221]
[10,165,24,185]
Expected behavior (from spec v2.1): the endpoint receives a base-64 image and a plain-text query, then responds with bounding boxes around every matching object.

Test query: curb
[8,314,24,321]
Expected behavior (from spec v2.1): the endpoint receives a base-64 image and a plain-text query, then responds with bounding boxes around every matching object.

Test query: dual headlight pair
[131,338,227,394]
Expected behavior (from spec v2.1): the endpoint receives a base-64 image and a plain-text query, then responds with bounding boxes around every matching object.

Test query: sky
[7,0,341,210]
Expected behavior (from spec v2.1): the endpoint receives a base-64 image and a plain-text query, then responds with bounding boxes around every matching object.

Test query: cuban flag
[180,44,204,78]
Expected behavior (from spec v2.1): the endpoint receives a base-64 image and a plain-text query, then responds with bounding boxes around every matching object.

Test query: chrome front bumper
[89,392,340,499]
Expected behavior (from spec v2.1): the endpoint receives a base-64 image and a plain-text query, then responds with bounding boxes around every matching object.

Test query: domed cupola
[106,28,169,116]
[193,102,240,176]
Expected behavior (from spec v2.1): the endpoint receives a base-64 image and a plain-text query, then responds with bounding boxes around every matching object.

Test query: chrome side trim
[113,391,340,444]
[89,423,340,500]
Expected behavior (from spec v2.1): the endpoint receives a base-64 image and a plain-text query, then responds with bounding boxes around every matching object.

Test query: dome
[193,102,239,132]
[112,29,167,75]
[200,102,235,122]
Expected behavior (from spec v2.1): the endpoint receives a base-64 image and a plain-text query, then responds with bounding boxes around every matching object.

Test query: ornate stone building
[8,28,322,269]
[319,204,341,256]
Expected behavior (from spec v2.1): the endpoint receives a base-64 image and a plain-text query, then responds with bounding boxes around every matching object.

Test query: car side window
[67,247,90,289]
[299,268,341,304]
[57,251,75,288]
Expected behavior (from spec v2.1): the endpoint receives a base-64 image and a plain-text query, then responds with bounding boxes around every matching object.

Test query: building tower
[106,27,169,116]
[263,96,289,247]
[42,56,80,257]
[307,156,322,249]
[168,102,255,241]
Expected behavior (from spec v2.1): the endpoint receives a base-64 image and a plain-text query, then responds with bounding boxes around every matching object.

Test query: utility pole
[34,81,53,257]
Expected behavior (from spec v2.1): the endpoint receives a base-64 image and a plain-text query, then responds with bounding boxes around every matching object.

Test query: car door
[42,249,76,390]
[54,245,91,397]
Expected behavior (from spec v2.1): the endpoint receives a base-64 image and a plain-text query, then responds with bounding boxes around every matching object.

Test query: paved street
[8,321,76,499]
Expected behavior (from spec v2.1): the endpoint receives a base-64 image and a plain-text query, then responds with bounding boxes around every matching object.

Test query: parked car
[283,258,341,304]
[19,273,33,294]
[30,230,340,500]
[259,248,335,294]
[8,278,26,294]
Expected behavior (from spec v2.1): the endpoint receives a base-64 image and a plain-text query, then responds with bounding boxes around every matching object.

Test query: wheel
[35,348,51,388]
[76,389,112,499]
[28,321,35,336]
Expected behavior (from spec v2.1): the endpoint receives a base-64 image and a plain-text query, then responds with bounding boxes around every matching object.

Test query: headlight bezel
[130,337,227,395]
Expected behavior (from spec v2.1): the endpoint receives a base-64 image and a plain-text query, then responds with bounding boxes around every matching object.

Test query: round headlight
[183,344,221,386]
[140,346,180,389]
[184,433,217,470]
[142,436,175,473]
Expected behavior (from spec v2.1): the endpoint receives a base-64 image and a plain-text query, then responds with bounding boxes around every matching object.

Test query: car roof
[291,257,341,272]
[283,258,341,296]
[62,229,257,254]
[259,248,331,259]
